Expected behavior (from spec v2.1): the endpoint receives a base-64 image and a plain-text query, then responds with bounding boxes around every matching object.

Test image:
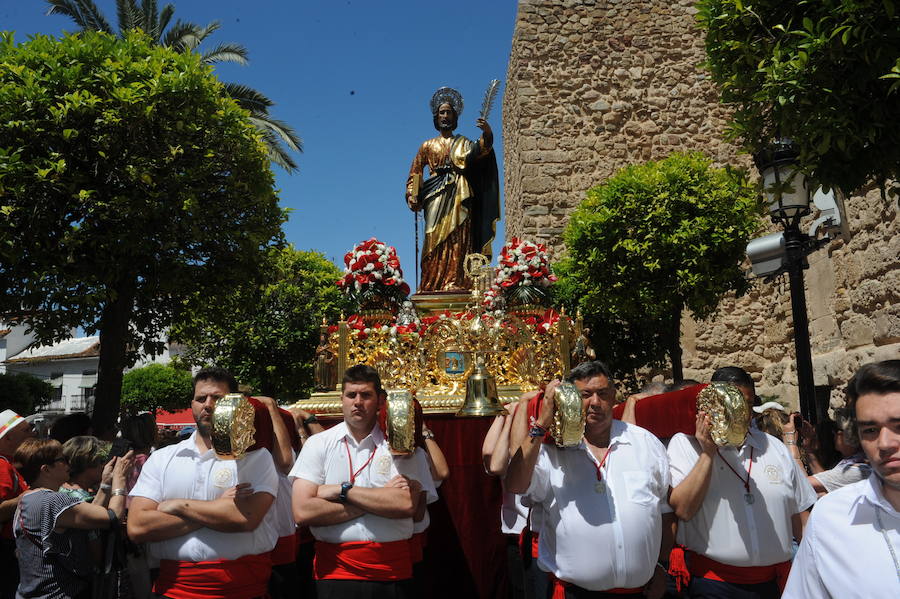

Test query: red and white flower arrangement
[484,237,557,309]
[337,237,411,298]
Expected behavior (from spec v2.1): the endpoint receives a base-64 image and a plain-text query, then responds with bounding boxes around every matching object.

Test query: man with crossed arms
[291,364,426,599]
[128,367,279,599]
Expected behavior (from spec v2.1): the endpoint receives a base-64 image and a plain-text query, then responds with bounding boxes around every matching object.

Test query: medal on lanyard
[343,438,376,484]
[718,447,755,504]
[590,446,612,494]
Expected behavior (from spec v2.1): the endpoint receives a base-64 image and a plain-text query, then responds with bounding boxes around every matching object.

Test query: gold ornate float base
[296,278,578,417]
[299,384,526,416]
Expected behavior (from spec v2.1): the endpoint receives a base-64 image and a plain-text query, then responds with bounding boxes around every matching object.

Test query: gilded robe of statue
[406,134,500,292]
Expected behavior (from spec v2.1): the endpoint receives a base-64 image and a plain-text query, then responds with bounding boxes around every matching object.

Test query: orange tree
[698,0,900,197]
[555,152,761,383]
[0,32,284,435]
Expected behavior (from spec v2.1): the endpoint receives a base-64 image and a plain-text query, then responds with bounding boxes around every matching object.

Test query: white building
[1,321,183,415]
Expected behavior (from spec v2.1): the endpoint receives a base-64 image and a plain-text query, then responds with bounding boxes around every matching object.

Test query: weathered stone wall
[503,0,899,408]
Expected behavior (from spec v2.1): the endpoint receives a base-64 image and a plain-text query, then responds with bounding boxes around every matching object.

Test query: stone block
[524,205,550,217]
[840,315,875,349]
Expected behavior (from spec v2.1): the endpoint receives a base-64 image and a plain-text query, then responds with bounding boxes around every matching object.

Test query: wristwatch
[303,414,319,426]
[339,481,353,503]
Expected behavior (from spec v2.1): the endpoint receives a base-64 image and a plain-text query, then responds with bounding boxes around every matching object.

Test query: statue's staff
[414,210,419,291]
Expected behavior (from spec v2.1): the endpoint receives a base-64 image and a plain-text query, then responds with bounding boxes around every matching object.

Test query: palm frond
[200,43,249,66]
[45,0,87,27]
[223,82,274,112]
[141,0,159,39]
[46,0,114,34]
[249,115,303,153]
[161,19,203,52]
[479,79,501,120]
[157,4,175,37]
[115,0,140,33]
[193,20,221,44]
[253,125,300,172]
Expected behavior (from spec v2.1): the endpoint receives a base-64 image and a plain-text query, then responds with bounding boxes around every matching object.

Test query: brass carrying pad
[551,382,586,448]
[696,382,749,447]
[211,393,256,460]
[386,389,415,454]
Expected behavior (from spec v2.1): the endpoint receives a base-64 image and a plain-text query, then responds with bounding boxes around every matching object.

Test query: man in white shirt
[128,367,279,599]
[668,366,816,599]
[505,361,672,599]
[290,364,424,599]
[784,359,900,598]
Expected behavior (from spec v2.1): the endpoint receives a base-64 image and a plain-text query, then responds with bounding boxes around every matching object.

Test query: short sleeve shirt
[130,434,279,561]
[668,429,817,566]
[15,490,91,599]
[289,422,414,543]
[393,447,438,534]
[524,420,671,591]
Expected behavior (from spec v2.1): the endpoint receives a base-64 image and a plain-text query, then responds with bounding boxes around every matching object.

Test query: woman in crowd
[60,436,112,503]
[13,438,132,599]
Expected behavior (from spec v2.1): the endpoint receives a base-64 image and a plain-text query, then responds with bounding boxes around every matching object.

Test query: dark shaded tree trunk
[669,303,683,382]
[92,280,136,439]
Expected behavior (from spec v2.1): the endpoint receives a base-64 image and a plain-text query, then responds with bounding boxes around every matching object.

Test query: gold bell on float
[457,355,507,417]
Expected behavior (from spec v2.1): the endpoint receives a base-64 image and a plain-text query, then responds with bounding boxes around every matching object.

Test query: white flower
[364,263,374,271]
[364,327,371,334]
[373,271,382,279]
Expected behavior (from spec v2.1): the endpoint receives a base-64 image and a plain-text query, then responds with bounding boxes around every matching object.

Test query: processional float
[293,237,590,419]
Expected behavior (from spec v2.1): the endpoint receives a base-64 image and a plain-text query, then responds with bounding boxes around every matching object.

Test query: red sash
[270,534,296,566]
[548,573,643,598]
[517,529,541,559]
[687,551,791,592]
[409,532,425,564]
[314,540,412,581]
[668,546,691,592]
[155,554,271,599]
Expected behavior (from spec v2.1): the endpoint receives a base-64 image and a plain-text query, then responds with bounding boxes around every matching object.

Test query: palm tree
[45,0,302,172]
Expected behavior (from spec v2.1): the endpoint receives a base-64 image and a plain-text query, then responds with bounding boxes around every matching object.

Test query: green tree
[120,362,193,414]
[0,372,54,416]
[172,246,349,400]
[696,0,900,196]
[0,31,285,436]
[45,0,302,171]
[556,152,762,382]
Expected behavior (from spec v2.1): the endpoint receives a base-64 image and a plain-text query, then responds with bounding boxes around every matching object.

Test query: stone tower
[503,0,899,407]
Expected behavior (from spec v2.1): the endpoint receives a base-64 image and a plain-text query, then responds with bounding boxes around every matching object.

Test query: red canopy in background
[155,408,194,428]
[612,383,705,438]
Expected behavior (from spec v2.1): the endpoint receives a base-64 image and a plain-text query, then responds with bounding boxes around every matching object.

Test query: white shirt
[273,468,297,538]
[394,447,438,534]
[289,422,413,543]
[783,474,900,599]
[668,429,816,566]
[525,420,671,591]
[500,491,528,535]
[130,433,279,561]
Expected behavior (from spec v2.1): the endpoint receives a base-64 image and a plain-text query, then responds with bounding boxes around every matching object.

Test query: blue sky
[2,1,519,287]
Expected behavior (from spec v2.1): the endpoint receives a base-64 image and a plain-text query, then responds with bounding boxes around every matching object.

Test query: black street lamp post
[753,140,820,424]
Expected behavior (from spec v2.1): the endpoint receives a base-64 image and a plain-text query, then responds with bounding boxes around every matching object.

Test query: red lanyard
[343,438,376,484]
[590,446,613,481]
[717,447,754,493]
